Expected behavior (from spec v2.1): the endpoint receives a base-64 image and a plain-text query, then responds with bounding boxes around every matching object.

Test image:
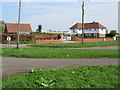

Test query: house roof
[5,23,32,33]
[70,22,106,29]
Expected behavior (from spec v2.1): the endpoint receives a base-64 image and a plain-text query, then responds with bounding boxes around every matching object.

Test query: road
[2,57,118,78]
[0,44,29,48]
[64,46,119,50]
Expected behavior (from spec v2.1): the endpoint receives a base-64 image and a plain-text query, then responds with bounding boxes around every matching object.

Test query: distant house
[69,21,107,38]
[4,23,32,34]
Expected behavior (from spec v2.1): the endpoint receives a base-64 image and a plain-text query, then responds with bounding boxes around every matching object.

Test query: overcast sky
[1,0,119,32]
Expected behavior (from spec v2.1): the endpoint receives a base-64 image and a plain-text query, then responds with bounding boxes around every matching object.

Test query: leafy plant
[35,77,56,87]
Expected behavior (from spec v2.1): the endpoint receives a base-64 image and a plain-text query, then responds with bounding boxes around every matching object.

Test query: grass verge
[1,48,118,59]
[2,41,35,44]
[2,65,119,88]
[29,41,118,48]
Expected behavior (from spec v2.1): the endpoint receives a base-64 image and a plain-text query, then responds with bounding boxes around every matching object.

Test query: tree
[110,30,117,37]
[36,24,42,32]
[0,21,5,33]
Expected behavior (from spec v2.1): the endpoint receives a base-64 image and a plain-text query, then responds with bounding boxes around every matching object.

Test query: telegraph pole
[17,0,22,49]
[81,1,84,43]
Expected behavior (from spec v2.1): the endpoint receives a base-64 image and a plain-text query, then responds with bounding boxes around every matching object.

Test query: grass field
[29,41,118,48]
[1,48,118,59]
[2,65,119,88]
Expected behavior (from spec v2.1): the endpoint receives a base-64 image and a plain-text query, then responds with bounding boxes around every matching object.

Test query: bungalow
[69,21,107,38]
[4,23,32,34]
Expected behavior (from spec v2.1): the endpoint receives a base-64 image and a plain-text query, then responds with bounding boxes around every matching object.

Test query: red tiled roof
[5,23,32,33]
[70,22,106,29]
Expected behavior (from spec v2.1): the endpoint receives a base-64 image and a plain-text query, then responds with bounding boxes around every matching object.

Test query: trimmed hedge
[1,33,61,42]
[1,34,34,42]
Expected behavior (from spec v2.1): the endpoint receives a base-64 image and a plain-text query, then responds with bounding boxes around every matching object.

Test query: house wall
[70,28,106,34]
[70,29,82,34]
[70,28,106,38]
[98,29,106,34]
[84,28,99,34]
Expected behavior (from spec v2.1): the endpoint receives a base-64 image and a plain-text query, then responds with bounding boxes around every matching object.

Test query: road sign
[7,37,11,41]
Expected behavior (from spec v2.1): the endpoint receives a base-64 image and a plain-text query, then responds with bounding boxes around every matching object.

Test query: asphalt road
[64,46,119,50]
[2,57,118,78]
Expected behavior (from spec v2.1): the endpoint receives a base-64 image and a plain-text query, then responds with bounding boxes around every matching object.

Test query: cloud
[2,1,118,32]
[85,2,118,32]
[21,3,81,31]
[2,0,119,2]
[21,2,118,32]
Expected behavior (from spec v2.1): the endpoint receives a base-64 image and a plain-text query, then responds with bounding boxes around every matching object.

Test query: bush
[1,33,61,43]
[1,34,34,42]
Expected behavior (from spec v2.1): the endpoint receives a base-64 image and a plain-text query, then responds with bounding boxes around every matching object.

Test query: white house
[69,21,107,38]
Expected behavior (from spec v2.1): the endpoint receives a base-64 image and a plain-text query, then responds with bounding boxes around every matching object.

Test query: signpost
[7,37,11,48]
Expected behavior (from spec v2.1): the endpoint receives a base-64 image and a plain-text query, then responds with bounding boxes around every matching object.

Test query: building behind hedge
[4,23,32,34]
[69,21,107,38]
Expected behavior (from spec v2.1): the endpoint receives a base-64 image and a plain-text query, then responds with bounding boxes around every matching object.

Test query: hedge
[0,33,61,42]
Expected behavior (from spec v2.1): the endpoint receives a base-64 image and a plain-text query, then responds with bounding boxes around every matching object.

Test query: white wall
[84,29,99,34]
[70,28,106,34]
[98,29,106,34]
[70,29,82,34]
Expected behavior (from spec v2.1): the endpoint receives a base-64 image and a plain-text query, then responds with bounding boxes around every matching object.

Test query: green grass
[1,48,118,59]
[2,41,35,44]
[29,41,118,48]
[2,65,119,88]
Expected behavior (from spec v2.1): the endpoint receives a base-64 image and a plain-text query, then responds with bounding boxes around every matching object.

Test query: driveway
[2,57,118,78]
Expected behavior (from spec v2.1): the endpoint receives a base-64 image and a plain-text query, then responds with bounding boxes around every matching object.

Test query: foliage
[36,24,42,32]
[1,33,61,42]
[29,41,118,48]
[1,34,34,42]
[0,26,4,33]
[106,34,112,37]
[2,65,119,88]
[1,48,118,59]
[110,30,117,37]
[0,21,5,33]
[106,30,117,38]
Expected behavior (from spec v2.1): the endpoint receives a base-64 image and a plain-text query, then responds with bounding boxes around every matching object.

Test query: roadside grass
[2,41,35,44]
[2,65,119,88]
[1,48,118,59]
[29,41,118,48]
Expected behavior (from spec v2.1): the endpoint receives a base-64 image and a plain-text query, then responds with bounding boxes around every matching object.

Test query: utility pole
[17,0,22,49]
[81,1,84,43]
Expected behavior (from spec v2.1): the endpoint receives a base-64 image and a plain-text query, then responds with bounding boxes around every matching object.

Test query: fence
[71,36,117,42]
[36,40,62,44]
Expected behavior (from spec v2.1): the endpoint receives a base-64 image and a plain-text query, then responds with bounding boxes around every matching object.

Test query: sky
[1,0,119,33]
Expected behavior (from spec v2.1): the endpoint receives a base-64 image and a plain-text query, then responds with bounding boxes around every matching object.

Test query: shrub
[1,33,61,43]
